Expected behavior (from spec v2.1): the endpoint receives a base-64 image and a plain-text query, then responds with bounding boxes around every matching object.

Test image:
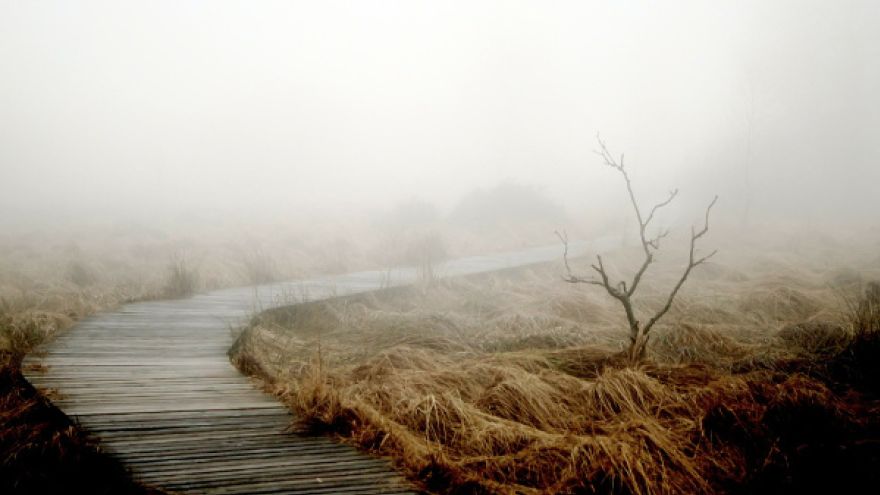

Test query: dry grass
[233,239,880,494]
[1,215,576,493]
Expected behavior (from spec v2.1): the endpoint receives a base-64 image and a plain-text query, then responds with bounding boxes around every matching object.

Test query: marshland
[2,1,879,494]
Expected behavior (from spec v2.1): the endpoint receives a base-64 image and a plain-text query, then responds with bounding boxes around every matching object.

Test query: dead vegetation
[232,244,880,494]
[161,254,199,299]
[558,136,718,362]
[0,223,368,494]
[0,217,572,493]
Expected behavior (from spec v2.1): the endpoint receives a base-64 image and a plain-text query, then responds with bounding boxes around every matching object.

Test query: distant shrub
[449,182,566,229]
[402,233,447,285]
[66,261,96,287]
[378,198,441,229]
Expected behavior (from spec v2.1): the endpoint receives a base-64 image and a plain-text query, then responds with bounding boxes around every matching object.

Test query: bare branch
[556,229,605,286]
[594,133,625,172]
[643,196,719,335]
[644,189,679,230]
[646,229,671,250]
[555,229,573,276]
[694,250,718,266]
[573,277,607,286]
[590,255,611,287]
[627,253,653,297]
[693,195,718,242]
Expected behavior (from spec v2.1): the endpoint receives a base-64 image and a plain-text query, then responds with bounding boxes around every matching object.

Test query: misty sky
[1,1,878,227]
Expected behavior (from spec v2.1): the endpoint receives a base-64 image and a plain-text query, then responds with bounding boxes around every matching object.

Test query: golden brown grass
[1,216,576,493]
[232,238,880,494]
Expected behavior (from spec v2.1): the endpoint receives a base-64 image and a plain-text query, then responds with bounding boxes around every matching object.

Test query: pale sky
[1,0,877,227]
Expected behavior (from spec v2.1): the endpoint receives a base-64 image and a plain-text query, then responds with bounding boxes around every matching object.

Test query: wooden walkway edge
[22,240,606,494]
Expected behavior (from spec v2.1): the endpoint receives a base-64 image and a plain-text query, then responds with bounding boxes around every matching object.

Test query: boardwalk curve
[23,241,601,494]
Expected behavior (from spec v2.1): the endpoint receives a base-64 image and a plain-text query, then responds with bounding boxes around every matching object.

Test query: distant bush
[66,261,96,287]
[449,182,566,229]
[378,198,441,229]
[403,232,447,285]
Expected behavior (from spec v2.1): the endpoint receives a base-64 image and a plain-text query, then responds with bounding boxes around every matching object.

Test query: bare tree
[558,135,718,362]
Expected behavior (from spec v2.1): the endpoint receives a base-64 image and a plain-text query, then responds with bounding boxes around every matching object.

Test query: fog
[1,0,878,234]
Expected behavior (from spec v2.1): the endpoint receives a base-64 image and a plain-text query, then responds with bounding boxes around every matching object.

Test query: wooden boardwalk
[23,241,601,494]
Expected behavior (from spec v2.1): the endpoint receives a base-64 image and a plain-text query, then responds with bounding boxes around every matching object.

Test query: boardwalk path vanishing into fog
[23,240,607,494]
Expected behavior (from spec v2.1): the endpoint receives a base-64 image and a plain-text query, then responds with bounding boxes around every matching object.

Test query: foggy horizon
[4,5,880,493]
[2,0,878,233]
